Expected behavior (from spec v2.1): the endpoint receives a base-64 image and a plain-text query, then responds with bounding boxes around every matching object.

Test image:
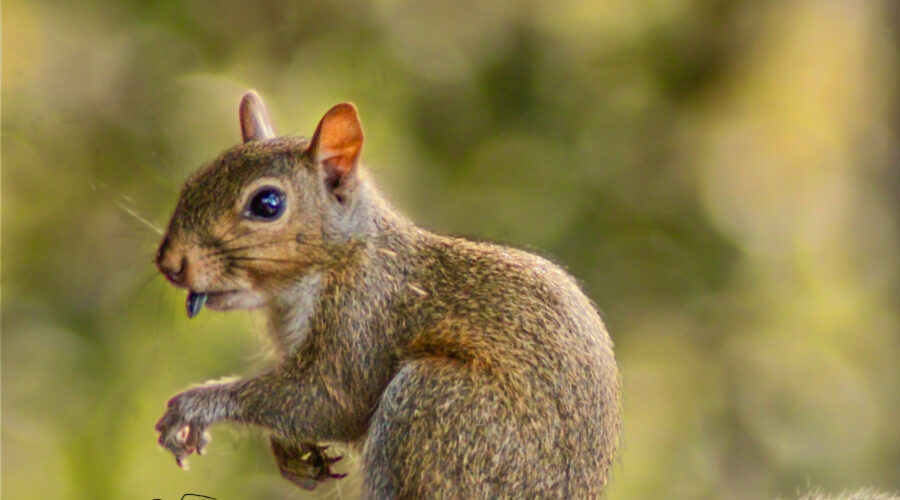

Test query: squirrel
[153,90,622,498]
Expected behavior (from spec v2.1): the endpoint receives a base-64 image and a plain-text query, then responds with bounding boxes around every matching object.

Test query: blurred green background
[3,0,899,498]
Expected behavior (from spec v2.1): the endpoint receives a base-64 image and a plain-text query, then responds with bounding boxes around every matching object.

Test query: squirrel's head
[156,91,366,317]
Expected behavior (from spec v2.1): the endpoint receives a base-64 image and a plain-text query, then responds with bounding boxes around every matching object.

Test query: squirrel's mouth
[186,289,258,317]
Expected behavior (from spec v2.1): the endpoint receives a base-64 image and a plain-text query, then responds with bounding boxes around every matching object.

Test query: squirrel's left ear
[239,90,275,143]
[308,103,363,200]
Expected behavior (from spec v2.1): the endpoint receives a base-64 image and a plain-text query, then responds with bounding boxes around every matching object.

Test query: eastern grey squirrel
[154,90,622,498]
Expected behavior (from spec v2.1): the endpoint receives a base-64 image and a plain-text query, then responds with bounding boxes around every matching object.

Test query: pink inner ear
[310,103,364,179]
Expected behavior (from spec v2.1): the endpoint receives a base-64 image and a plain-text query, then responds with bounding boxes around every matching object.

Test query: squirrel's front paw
[155,390,213,469]
[271,439,346,490]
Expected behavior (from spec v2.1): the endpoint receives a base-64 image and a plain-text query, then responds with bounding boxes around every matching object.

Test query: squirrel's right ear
[308,103,363,201]
[239,90,275,143]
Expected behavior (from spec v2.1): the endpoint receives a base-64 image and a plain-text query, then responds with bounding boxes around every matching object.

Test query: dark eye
[244,187,285,221]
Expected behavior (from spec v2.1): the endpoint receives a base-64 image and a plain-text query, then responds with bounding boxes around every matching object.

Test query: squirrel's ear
[308,103,363,198]
[239,90,275,143]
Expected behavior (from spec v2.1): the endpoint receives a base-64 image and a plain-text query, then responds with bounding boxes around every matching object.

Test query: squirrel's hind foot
[271,438,347,490]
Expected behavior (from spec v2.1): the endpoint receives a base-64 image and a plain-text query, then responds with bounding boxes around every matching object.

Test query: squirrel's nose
[156,237,188,286]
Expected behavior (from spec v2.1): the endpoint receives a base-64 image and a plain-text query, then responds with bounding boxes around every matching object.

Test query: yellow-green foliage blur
[3,1,899,499]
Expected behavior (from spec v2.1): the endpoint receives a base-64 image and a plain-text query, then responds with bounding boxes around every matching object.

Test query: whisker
[216,220,252,246]
[209,237,298,257]
[134,269,163,292]
[215,270,244,289]
[114,199,164,235]
[216,231,250,247]
[228,256,297,264]
[91,179,165,235]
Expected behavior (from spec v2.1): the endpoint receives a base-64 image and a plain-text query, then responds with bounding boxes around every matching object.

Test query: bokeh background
[3,0,900,498]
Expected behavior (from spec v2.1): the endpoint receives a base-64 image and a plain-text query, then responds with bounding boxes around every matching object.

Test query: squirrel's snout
[156,237,188,286]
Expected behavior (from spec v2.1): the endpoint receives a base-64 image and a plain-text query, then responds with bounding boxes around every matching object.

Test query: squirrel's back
[363,229,621,498]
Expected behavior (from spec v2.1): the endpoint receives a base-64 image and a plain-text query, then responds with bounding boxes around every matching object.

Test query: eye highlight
[244,187,286,221]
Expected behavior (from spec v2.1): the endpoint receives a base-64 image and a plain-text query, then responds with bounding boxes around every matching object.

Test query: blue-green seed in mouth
[187,291,208,318]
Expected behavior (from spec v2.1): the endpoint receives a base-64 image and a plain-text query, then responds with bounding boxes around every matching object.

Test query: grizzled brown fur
[154,91,621,499]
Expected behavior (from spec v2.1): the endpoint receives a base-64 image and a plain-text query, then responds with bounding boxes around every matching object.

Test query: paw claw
[176,425,191,444]
[155,393,213,469]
